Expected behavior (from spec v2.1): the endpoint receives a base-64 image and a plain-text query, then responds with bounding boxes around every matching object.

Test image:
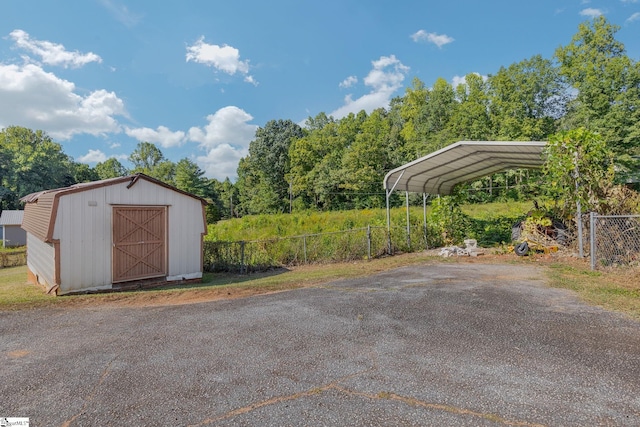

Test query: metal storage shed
[21,174,207,295]
[0,210,26,248]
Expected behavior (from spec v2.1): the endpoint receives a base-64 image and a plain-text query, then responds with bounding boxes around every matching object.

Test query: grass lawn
[1,253,638,320]
[0,253,445,311]
[545,261,640,320]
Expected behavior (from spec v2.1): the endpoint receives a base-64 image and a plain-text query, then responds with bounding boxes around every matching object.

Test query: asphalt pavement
[2,263,640,426]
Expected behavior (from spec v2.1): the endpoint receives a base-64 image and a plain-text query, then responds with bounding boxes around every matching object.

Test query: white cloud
[77,149,108,163]
[77,149,128,164]
[339,76,358,89]
[411,30,455,48]
[110,142,121,149]
[197,143,247,181]
[187,106,258,180]
[452,75,467,88]
[621,0,638,3]
[186,36,257,84]
[451,73,488,89]
[328,55,409,119]
[580,8,604,17]
[626,12,640,22]
[364,56,409,90]
[244,75,258,86]
[125,125,186,148]
[0,63,126,139]
[188,106,257,149]
[9,29,102,68]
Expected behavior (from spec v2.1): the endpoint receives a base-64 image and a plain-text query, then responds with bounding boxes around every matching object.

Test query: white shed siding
[166,194,204,280]
[26,233,56,290]
[52,179,204,293]
[54,186,112,293]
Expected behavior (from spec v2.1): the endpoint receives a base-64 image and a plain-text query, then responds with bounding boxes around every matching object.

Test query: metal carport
[383,141,552,252]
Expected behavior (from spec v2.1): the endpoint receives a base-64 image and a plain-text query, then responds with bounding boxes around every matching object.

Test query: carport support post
[386,189,392,254]
[385,170,405,256]
[405,191,411,249]
[423,193,429,249]
[590,212,596,270]
[574,154,584,258]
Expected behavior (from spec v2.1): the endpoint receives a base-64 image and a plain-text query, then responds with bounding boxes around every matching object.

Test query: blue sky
[1,1,639,181]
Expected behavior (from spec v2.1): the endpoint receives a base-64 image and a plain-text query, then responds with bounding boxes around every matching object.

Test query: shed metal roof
[0,210,24,226]
[383,141,547,195]
[20,173,207,243]
[20,173,207,204]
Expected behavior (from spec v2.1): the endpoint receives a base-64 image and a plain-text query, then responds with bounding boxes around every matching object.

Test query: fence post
[240,241,245,274]
[303,235,307,264]
[590,212,596,271]
[367,225,371,260]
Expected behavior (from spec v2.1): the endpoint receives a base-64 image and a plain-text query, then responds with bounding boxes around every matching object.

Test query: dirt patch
[7,349,31,358]
[55,282,311,310]
[99,286,301,308]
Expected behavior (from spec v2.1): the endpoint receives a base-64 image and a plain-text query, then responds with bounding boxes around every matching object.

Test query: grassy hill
[206,200,536,248]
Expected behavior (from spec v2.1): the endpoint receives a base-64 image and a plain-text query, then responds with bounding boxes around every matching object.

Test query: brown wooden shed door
[112,206,166,283]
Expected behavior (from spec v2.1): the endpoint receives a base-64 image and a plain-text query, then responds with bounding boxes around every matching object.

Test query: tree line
[1,17,639,222]
[237,17,639,214]
[0,128,233,223]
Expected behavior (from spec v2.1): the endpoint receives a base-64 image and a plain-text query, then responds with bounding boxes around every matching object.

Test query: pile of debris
[439,239,483,257]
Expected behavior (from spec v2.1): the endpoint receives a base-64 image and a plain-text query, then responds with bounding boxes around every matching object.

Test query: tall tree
[210,177,238,220]
[238,119,304,213]
[543,127,614,213]
[447,73,492,140]
[289,114,341,209]
[236,156,280,215]
[71,162,100,183]
[488,55,565,140]
[555,16,640,181]
[174,158,206,196]
[95,158,128,179]
[129,141,175,184]
[288,112,368,210]
[423,77,457,152]
[0,126,74,207]
[399,78,430,157]
[129,141,165,174]
[340,108,391,208]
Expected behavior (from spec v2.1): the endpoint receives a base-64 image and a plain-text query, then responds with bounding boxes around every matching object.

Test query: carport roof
[383,141,547,195]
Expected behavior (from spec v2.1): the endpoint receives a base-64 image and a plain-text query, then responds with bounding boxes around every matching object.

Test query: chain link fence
[589,213,640,270]
[202,223,439,273]
[203,226,396,273]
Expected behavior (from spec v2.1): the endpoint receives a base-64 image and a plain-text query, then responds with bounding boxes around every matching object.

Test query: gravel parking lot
[2,263,640,426]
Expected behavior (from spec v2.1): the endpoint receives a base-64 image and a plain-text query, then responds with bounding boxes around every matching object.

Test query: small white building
[0,210,26,247]
[20,174,207,295]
